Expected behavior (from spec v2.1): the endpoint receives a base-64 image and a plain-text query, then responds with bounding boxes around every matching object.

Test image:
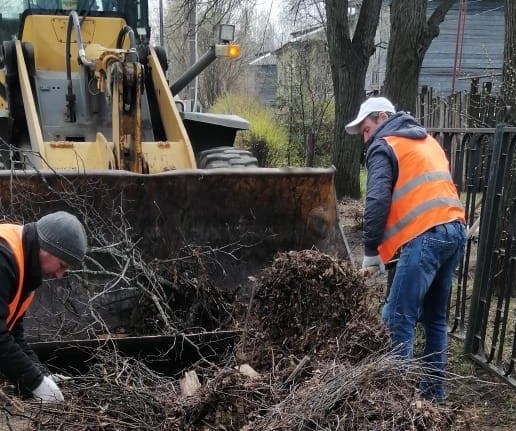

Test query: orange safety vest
[377,135,466,263]
[0,224,34,331]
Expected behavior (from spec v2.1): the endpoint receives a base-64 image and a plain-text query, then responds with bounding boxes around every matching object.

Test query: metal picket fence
[429,124,516,388]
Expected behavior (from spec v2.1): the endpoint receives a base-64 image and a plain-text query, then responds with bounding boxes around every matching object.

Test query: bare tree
[283,0,381,197]
[325,0,382,198]
[164,0,256,110]
[165,0,382,196]
[195,2,255,107]
[502,0,516,122]
[276,31,334,167]
[383,0,453,113]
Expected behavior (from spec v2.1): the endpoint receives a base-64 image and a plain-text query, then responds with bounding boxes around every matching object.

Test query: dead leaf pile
[241,250,389,370]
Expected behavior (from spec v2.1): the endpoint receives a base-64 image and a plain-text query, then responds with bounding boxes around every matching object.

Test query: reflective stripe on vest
[0,224,34,331]
[377,135,465,262]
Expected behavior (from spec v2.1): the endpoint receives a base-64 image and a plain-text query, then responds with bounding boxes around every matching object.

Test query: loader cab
[0,0,153,166]
[0,0,150,43]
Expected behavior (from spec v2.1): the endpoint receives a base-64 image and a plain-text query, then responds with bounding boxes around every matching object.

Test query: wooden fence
[416,79,508,129]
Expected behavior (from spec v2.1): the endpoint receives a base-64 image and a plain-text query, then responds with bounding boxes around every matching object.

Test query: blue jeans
[382,220,466,402]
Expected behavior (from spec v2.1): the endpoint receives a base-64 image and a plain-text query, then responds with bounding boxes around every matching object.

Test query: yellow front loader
[0,1,349,345]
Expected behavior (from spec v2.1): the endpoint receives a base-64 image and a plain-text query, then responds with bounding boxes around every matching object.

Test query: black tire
[153,46,168,73]
[197,147,259,169]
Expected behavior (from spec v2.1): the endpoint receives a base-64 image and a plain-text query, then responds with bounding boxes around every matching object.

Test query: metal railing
[430,125,516,388]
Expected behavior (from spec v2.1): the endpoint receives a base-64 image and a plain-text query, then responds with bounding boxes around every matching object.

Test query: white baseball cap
[345,97,396,135]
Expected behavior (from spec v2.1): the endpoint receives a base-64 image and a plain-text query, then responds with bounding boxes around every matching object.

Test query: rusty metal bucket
[0,167,348,342]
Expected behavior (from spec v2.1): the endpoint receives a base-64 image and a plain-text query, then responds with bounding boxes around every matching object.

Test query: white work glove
[361,254,386,275]
[32,376,64,403]
[50,373,72,384]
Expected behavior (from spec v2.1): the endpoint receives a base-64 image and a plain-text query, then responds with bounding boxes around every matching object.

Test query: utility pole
[159,0,164,46]
[186,0,198,110]
[452,0,467,93]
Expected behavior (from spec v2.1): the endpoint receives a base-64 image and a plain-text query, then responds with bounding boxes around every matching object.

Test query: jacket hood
[372,112,428,141]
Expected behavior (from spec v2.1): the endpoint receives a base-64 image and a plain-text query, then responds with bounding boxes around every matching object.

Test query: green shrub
[210,94,290,167]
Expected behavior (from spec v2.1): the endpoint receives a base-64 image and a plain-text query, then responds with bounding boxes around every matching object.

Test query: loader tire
[197,147,259,169]
[153,46,168,73]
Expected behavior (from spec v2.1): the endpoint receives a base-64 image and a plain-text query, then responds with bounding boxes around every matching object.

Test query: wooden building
[248,0,505,106]
[421,0,504,94]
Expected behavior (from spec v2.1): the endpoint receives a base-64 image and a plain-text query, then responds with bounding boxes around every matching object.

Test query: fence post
[464,123,511,354]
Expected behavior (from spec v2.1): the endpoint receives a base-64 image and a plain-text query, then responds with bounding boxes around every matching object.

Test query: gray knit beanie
[37,211,87,267]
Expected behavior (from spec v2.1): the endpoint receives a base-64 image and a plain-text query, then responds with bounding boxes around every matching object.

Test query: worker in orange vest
[0,211,87,403]
[346,97,466,403]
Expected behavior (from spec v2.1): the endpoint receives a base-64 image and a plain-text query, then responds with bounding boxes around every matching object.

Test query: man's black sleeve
[11,319,50,376]
[363,140,395,256]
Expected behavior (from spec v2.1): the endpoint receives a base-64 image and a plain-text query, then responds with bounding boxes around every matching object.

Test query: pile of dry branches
[3,348,175,429]
[167,367,279,430]
[0,249,478,430]
[252,355,461,430]
[0,174,237,341]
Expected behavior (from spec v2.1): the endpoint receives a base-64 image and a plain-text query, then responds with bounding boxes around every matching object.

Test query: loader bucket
[0,167,348,342]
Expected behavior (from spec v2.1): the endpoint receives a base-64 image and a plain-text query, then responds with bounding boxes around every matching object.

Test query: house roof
[289,25,325,43]
[273,25,326,56]
[249,52,277,67]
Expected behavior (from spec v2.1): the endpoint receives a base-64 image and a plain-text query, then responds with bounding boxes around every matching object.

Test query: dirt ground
[338,198,516,431]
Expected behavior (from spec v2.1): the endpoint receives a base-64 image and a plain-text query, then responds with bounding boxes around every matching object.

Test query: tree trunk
[502,0,516,123]
[304,132,315,167]
[383,0,453,113]
[325,0,382,199]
